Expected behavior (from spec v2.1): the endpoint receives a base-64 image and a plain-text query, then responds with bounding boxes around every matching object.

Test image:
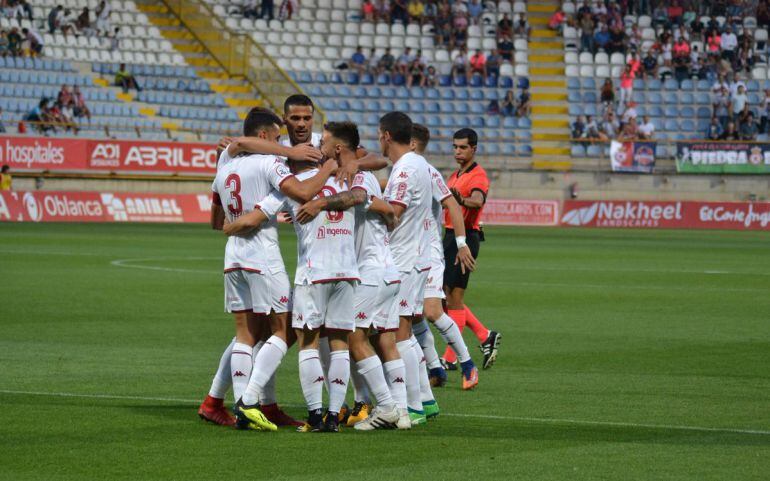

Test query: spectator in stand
[469,49,486,79]
[7,27,21,57]
[706,116,723,140]
[714,85,731,127]
[514,13,530,40]
[652,3,667,28]
[424,65,437,87]
[594,24,610,54]
[278,0,299,20]
[727,72,745,97]
[52,100,78,134]
[450,0,467,17]
[60,8,78,37]
[109,27,120,51]
[362,0,375,21]
[572,115,587,139]
[618,118,639,141]
[739,112,758,141]
[731,84,749,122]
[467,0,482,25]
[661,37,673,68]
[76,8,92,36]
[451,12,469,50]
[600,78,615,105]
[758,1,770,28]
[760,88,770,134]
[375,0,391,24]
[450,47,468,80]
[115,63,142,93]
[434,1,451,46]
[391,0,408,25]
[585,114,601,140]
[516,88,531,117]
[423,0,436,24]
[621,101,638,125]
[627,52,642,76]
[672,36,691,82]
[607,24,627,55]
[0,29,8,56]
[0,106,5,134]
[628,24,642,51]
[25,99,53,134]
[719,121,739,140]
[95,0,111,35]
[407,0,424,25]
[365,47,378,74]
[73,85,91,122]
[619,64,634,109]
[497,13,513,39]
[548,9,566,34]
[667,0,684,26]
[47,5,63,34]
[486,49,501,78]
[58,84,73,105]
[637,115,655,140]
[377,48,395,74]
[600,110,620,139]
[486,99,500,115]
[500,90,515,116]
[642,49,658,79]
[498,35,514,63]
[406,58,425,87]
[22,28,43,57]
[0,165,10,190]
[350,46,366,75]
[721,25,738,62]
[395,47,414,75]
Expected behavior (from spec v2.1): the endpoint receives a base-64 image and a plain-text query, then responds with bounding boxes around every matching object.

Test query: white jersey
[280,132,322,149]
[351,171,401,286]
[259,168,359,285]
[383,151,433,272]
[211,149,294,273]
[428,164,451,253]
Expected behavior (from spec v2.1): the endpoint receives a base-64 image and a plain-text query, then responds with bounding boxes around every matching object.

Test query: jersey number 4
[225,173,243,216]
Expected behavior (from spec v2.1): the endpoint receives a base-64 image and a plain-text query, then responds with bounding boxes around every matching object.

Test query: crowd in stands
[20,84,90,135]
[486,88,529,117]
[240,0,300,21]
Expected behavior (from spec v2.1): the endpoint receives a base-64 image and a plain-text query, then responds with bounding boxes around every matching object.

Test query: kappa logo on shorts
[399,299,409,308]
[330,378,346,386]
[296,314,304,321]
[427,277,433,284]
[355,312,368,320]
[313,376,325,383]
[233,371,247,377]
[279,296,289,304]
[393,377,405,383]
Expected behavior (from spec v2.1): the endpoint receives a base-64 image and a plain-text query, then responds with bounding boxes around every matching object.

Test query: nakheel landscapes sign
[676,142,770,174]
[562,200,770,230]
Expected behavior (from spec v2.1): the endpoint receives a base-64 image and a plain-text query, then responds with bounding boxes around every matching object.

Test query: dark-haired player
[440,128,501,370]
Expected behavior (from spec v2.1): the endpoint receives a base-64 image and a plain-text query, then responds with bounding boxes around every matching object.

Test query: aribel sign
[562,200,770,230]
[0,191,211,223]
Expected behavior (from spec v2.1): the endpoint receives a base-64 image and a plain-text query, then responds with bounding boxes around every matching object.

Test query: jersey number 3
[225,173,243,216]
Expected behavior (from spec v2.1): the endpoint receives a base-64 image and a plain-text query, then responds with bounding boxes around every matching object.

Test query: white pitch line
[110,257,219,274]
[1,389,768,436]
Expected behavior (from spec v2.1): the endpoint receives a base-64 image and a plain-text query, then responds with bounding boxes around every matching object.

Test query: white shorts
[292,280,356,331]
[424,254,446,300]
[396,268,429,317]
[223,269,292,314]
[353,281,401,332]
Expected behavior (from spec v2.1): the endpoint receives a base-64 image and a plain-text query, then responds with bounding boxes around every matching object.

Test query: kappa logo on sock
[313,376,325,383]
[233,371,247,377]
[279,296,289,304]
[355,312,368,320]
[393,377,405,383]
[330,378,346,386]
[399,299,409,308]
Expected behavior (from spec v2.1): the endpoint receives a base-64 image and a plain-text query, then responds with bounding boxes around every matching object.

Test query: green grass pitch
[1,223,768,480]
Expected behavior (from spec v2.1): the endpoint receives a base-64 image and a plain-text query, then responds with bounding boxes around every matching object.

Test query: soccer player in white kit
[205,108,337,431]
[294,122,408,430]
[378,112,476,425]
[409,124,479,392]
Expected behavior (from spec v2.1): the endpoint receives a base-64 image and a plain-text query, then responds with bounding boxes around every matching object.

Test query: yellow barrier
[161,0,326,125]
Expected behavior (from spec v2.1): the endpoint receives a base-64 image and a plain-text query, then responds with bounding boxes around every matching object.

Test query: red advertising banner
[561,200,770,230]
[0,136,89,170]
[481,199,559,226]
[0,135,218,175]
[0,191,211,223]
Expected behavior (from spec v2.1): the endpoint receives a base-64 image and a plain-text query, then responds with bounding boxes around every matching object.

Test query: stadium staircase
[527,0,572,170]
[134,0,260,121]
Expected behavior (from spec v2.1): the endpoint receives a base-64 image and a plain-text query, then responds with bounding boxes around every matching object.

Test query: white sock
[413,320,441,369]
[383,359,407,410]
[350,357,370,404]
[230,342,253,402]
[298,349,324,411]
[357,355,394,407]
[411,335,434,403]
[208,337,234,399]
[261,373,277,405]
[319,336,331,392]
[327,350,350,414]
[396,339,423,412]
[242,336,287,406]
[435,313,471,363]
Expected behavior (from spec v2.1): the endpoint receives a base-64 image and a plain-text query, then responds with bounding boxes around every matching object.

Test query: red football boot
[198,395,235,426]
[261,403,304,427]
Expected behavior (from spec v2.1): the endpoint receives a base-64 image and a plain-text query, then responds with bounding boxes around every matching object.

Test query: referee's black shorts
[443,228,481,290]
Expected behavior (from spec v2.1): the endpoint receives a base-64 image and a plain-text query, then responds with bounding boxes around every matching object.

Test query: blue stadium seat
[315,72,328,83]
[471,116,484,128]
[469,102,484,114]
[518,117,531,128]
[663,92,678,104]
[518,130,532,142]
[441,102,455,113]
[586,144,602,157]
[681,119,695,132]
[664,105,678,117]
[368,86,382,98]
[647,91,662,104]
[346,73,360,84]
[680,106,694,117]
[454,76,467,87]
[517,77,530,89]
[381,86,396,98]
[439,75,452,87]
[486,116,500,128]
[664,119,679,131]
[426,88,440,100]
[440,89,455,100]
[409,87,424,99]
[568,91,581,102]
[392,74,406,86]
[484,89,498,101]
[583,91,597,103]
[503,116,517,128]
[663,79,679,90]
[411,101,425,113]
[571,144,586,157]
[426,101,440,113]
[584,104,597,116]
[747,80,760,92]
[680,79,694,90]
[470,75,484,88]
[581,78,596,89]
[632,91,645,103]
[680,92,694,104]
[360,73,374,85]
[501,76,514,89]
[376,73,390,85]
[299,71,313,83]
[455,89,469,100]
[503,143,516,156]
[485,76,498,88]
[350,99,365,111]
[696,79,710,90]
[569,104,582,115]
[469,89,484,100]
[395,100,410,111]
[567,77,580,89]
[633,79,645,89]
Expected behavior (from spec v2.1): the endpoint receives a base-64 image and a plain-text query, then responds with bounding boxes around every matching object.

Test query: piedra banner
[676,141,770,174]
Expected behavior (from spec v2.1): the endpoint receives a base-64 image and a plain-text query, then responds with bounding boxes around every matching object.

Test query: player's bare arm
[295,188,366,224]
[221,208,270,236]
[210,203,225,230]
[451,188,485,209]
[224,136,323,163]
[442,195,476,274]
[356,147,389,172]
[368,196,397,231]
[280,158,338,203]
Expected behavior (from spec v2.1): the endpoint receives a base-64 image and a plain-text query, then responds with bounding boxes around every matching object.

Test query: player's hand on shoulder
[218,136,234,153]
[296,199,324,224]
[455,245,476,274]
[226,137,249,156]
[288,143,323,163]
[335,157,358,185]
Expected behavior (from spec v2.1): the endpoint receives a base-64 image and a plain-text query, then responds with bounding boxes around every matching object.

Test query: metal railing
[161,0,325,125]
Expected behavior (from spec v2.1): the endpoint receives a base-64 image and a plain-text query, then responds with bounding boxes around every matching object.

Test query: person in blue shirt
[350,46,366,75]
[594,25,610,53]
